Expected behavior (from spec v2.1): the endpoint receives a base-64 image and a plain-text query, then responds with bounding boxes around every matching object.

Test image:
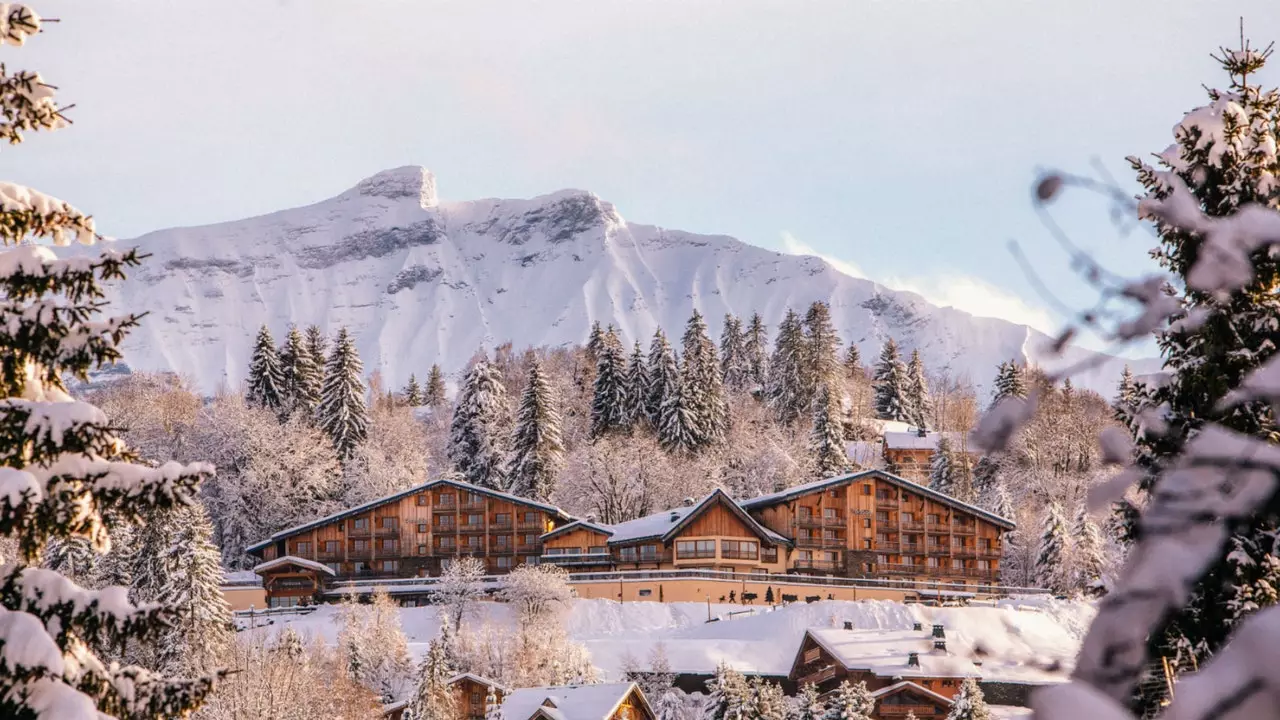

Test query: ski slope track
[85,166,1155,395]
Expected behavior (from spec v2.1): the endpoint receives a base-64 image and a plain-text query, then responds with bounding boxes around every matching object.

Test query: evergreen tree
[485,687,504,720]
[246,324,286,411]
[316,326,370,461]
[793,683,826,720]
[751,676,787,720]
[971,455,1003,505]
[304,324,327,370]
[1120,47,1280,697]
[1036,501,1070,594]
[945,677,991,720]
[0,26,222,710]
[586,320,607,362]
[646,329,679,426]
[843,343,862,379]
[810,384,848,479]
[720,314,749,392]
[1114,364,1135,413]
[405,629,457,720]
[42,534,96,585]
[448,357,511,489]
[823,679,875,720]
[591,328,630,438]
[905,349,933,430]
[403,374,424,406]
[701,663,751,720]
[425,363,448,409]
[802,301,842,406]
[164,504,232,675]
[743,312,769,390]
[279,324,322,417]
[766,309,807,425]
[872,339,911,422]
[929,436,956,493]
[681,310,728,448]
[508,358,564,501]
[623,341,650,429]
[989,360,1027,408]
[1073,504,1107,597]
[659,371,699,455]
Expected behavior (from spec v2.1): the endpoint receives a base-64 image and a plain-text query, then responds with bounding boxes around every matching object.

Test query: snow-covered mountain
[88,166,1154,395]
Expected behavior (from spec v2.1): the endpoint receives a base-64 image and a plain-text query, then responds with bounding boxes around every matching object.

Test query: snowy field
[249,596,1092,683]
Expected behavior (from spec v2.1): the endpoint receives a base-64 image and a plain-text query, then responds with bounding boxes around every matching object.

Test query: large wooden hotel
[247,470,1014,607]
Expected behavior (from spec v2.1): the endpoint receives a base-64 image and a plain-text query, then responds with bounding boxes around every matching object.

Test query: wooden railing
[880,705,938,716]
[720,549,760,561]
[793,559,840,572]
[899,520,925,531]
[458,524,487,534]
[795,665,837,686]
[517,521,546,532]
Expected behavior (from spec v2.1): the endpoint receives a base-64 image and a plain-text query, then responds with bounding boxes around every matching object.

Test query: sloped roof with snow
[501,682,648,720]
[870,680,955,706]
[245,477,574,553]
[252,555,336,576]
[883,430,975,452]
[805,627,981,679]
[541,519,615,542]
[447,672,507,692]
[603,489,788,546]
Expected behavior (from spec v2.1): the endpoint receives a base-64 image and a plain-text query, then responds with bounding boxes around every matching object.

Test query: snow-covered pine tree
[905,349,933,430]
[680,310,727,448]
[508,357,564,501]
[623,341,650,429]
[766,308,807,425]
[448,356,511,489]
[426,363,448,409]
[810,384,848,479]
[720,314,748,392]
[0,14,221,711]
[405,628,457,720]
[162,504,232,675]
[246,324,286,411]
[316,326,370,461]
[659,371,699,455]
[1114,364,1135,414]
[802,301,842,407]
[279,324,322,418]
[843,343,862,379]
[304,324,327,371]
[743,312,769,390]
[700,662,750,720]
[590,328,629,438]
[793,683,826,720]
[1035,501,1070,594]
[646,329,679,426]
[42,534,96,585]
[929,436,956,493]
[872,338,911,422]
[484,687,504,720]
[823,679,875,720]
[403,373,424,407]
[586,320,607,362]
[944,677,990,720]
[1072,504,1107,597]
[989,360,1027,408]
[751,676,787,720]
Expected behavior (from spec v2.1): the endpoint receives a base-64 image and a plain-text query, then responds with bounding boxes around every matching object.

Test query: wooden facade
[882,431,979,482]
[450,674,506,720]
[247,478,572,605]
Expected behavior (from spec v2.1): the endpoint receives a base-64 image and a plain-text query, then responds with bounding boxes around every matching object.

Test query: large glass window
[720,540,758,560]
[676,540,716,559]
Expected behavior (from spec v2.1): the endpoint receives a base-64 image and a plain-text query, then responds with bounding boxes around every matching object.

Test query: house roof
[884,430,975,452]
[801,627,982,680]
[252,555,336,576]
[740,470,1016,531]
[603,489,789,546]
[540,519,615,542]
[870,680,956,707]
[447,672,507,693]
[245,477,574,553]
[500,682,650,720]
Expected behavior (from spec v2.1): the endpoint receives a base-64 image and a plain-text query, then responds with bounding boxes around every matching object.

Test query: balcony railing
[793,559,841,572]
[517,520,546,532]
[458,524,487,534]
[489,546,515,556]
[899,520,925,532]
[953,547,977,558]
[541,552,612,566]
[317,551,342,562]
[434,502,457,512]
[434,524,457,533]
[461,499,486,511]
[796,536,845,549]
[880,705,938,717]
[797,516,823,528]
[925,522,950,534]
[516,544,541,554]
[796,665,838,687]
[875,496,898,509]
[720,550,760,561]
[348,527,372,538]
[375,525,399,537]
[952,524,976,535]
[874,541,900,553]
[977,548,1002,559]
[489,522,513,532]
[676,551,716,560]
[616,551,672,564]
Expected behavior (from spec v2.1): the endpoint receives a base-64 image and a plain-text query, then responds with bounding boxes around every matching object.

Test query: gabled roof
[447,672,507,693]
[884,430,976,451]
[870,680,955,707]
[501,682,651,720]
[740,470,1015,531]
[245,477,575,553]
[252,555,336,576]
[603,489,789,546]
[540,519,615,542]
[798,627,981,680]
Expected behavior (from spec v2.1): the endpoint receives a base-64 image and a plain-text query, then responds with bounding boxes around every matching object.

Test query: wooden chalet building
[881,430,978,481]
[740,470,1012,587]
[500,682,654,720]
[790,624,976,719]
[245,477,573,607]
[449,673,507,720]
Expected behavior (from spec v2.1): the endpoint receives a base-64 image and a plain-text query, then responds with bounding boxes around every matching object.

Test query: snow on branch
[0,4,41,46]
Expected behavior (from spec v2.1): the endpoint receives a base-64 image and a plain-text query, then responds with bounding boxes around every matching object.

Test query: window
[926,557,939,567]
[797,550,812,561]
[943,680,955,687]
[618,546,637,562]
[417,544,428,555]
[979,538,992,549]
[416,494,428,506]
[721,540,758,560]
[589,545,607,554]
[438,537,455,549]
[545,547,581,556]
[638,589,652,597]
[863,518,872,528]
[495,536,511,548]
[977,560,990,570]
[641,544,661,560]
[903,513,915,522]
[494,556,513,569]
[493,513,511,526]
[928,535,940,546]
[466,514,483,526]
[381,538,398,551]
[676,540,715,559]
[325,562,339,574]
[471,692,482,704]
[823,508,838,519]
[351,539,369,552]
[877,555,889,564]
[822,529,839,540]
[381,560,398,572]
[862,484,872,495]
[417,523,428,533]
[524,512,538,523]
[927,513,940,524]
[324,540,338,553]
[952,558,963,568]
[876,511,889,522]
[354,561,369,574]
[523,534,538,545]
[822,551,838,563]
[435,516,455,528]
[464,492,483,505]
[863,538,872,549]
[295,541,311,555]
[353,518,368,530]
[798,507,813,519]
[467,535,482,548]
[439,492,455,505]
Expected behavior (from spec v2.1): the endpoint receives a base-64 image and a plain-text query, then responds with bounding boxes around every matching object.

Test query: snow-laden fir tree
[316,326,369,460]
[586,320,607,362]
[278,324,322,417]
[824,679,875,720]
[304,324,327,371]
[508,357,564,502]
[766,309,807,425]
[590,328,630,438]
[1119,46,1280,695]
[989,360,1027,408]
[944,677,990,720]
[1035,501,1070,595]
[810,384,848,479]
[793,683,826,720]
[425,363,447,409]
[405,627,457,720]
[680,310,727,448]
[448,356,511,490]
[1113,364,1136,416]
[700,662,752,720]
[0,11,222,713]
[246,324,285,411]
[802,301,842,405]
[403,373,424,407]
[646,329,679,426]
[905,349,933,430]
[160,504,231,675]
[720,314,748,392]
[42,534,96,585]
[843,343,862,379]
[1072,504,1106,597]
[872,338,911,422]
[622,341,650,428]
[659,371,699,455]
[743,312,769,390]
[929,435,956,493]
[751,676,787,720]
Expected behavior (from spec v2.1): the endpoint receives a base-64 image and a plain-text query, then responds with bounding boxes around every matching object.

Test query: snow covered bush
[337,589,413,703]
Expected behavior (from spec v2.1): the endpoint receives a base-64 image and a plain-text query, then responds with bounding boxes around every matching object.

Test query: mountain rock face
[88,166,1152,396]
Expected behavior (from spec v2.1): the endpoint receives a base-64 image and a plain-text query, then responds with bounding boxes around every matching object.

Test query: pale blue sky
[9,1,1278,347]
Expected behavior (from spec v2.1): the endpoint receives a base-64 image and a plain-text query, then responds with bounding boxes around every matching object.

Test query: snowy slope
[85,166,1154,394]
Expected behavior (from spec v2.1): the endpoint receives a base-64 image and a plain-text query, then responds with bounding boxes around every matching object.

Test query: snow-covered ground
[251,595,1092,683]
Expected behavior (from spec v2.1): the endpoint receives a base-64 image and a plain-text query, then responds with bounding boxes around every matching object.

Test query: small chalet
[790,624,978,719]
[449,673,507,720]
[500,682,654,720]
[882,430,978,481]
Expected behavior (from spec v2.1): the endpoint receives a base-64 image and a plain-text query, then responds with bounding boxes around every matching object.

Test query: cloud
[779,231,1058,334]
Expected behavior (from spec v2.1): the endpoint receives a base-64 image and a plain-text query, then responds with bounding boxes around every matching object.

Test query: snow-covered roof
[500,682,648,720]
[870,679,955,707]
[603,490,788,546]
[883,430,975,452]
[740,470,1015,531]
[805,627,981,679]
[541,519,615,542]
[222,570,263,587]
[858,418,915,436]
[253,555,336,576]
[245,477,574,553]
[447,672,507,692]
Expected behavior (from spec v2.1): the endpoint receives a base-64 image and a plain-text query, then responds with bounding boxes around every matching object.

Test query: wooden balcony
[796,665,838,687]
[458,524,487,534]
[797,536,846,549]
[374,526,399,537]
[793,559,841,572]
[823,516,846,528]
[541,552,612,567]
[874,541,900,553]
[517,520,546,532]
[434,503,457,513]
[953,547,977,558]
[881,705,938,717]
[317,551,342,562]
[876,496,899,510]
[434,524,457,533]
[977,548,1002,559]
[675,550,717,560]
[797,516,824,529]
[489,522,513,532]
[952,524,976,535]
[899,520,925,532]
[925,522,951,534]
[489,546,515,556]
[348,527,372,538]
[720,549,760,561]
[516,544,541,555]
[461,500,486,512]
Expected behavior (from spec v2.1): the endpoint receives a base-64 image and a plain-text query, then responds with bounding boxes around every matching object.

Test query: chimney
[932,624,945,639]
[917,426,927,438]
[683,497,696,507]
[934,639,947,652]
[907,652,920,667]
[843,621,853,630]
[912,622,923,632]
